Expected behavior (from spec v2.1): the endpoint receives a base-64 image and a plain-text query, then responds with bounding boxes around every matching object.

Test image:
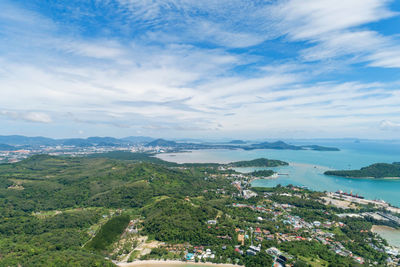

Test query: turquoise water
[156,140,400,206]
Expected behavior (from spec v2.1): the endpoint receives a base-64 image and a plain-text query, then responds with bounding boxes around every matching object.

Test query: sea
[156,139,400,207]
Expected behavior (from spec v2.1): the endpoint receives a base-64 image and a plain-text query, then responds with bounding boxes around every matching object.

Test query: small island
[227,158,288,168]
[324,162,400,179]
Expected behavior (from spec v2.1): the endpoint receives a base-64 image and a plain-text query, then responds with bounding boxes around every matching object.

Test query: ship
[335,190,364,199]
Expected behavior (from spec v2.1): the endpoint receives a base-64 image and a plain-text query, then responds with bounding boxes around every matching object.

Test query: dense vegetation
[86,215,130,251]
[249,170,275,177]
[0,153,236,265]
[228,158,288,167]
[0,152,392,266]
[325,162,400,178]
[142,198,219,244]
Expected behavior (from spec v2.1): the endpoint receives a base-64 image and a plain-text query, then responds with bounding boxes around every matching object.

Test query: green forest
[249,170,275,177]
[325,162,400,178]
[0,152,394,266]
[228,158,288,167]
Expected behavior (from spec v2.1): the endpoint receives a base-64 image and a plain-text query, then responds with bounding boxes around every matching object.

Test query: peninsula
[324,162,400,179]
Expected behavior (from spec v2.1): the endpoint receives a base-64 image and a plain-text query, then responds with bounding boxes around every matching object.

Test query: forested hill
[324,162,400,178]
[228,158,288,167]
[89,151,288,169]
[0,154,234,265]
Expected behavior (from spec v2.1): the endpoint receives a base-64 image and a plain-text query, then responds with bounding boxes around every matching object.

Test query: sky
[1,0,400,139]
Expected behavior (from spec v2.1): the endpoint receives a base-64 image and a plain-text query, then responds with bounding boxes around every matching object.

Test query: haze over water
[157,140,400,207]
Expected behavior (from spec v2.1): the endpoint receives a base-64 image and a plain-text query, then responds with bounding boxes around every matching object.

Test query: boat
[335,190,364,199]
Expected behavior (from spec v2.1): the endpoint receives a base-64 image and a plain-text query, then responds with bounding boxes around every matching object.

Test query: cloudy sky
[1,0,400,139]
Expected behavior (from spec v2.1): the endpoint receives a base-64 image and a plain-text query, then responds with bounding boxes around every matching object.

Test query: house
[266,234,275,240]
[249,245,261,253]
[243,190,258,199]
[234,247,244,255]
[207,220,217,225]
[266,247,281,256]
[237,234,245,245]
[263,229,270,235]
[246,249,257,256]
[354,256,364,264]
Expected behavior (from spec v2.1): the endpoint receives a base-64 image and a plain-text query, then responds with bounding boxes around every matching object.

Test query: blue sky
[1,0,400,139]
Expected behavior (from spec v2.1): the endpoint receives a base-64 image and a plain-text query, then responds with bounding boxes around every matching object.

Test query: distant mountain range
[0,135,339,152]
[0,144,18,151]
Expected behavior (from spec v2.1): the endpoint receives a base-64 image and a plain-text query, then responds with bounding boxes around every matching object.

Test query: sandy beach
[371,225,400,248]
[118,260,242,267]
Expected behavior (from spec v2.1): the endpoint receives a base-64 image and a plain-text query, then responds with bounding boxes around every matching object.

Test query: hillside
[0,154,234,265]
[0,153,393,266]
[324,162,400,178]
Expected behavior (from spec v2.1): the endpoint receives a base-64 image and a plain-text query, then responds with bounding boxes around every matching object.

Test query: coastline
[371,225,400,248]
[156,149,400,207]
[326,175,400,180]
[118,260,243,267]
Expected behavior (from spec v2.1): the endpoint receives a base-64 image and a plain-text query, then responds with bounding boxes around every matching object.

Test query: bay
[156,140,400,206]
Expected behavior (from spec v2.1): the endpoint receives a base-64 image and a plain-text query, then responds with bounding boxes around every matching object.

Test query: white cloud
[274,0,396,40]
[273,0,400,67]
[380,120,400,131]
[1,0,400,138]
[60,40,126,60]
[0,111,52,123]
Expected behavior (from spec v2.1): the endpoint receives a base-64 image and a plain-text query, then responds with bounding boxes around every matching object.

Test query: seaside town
[0,143,160,164]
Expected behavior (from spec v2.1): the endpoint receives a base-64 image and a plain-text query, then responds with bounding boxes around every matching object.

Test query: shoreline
[117,260,243,267]
[326,175,400,181]
[371,225,400,248]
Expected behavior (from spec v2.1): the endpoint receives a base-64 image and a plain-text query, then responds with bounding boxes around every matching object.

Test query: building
[186,253,194,260]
